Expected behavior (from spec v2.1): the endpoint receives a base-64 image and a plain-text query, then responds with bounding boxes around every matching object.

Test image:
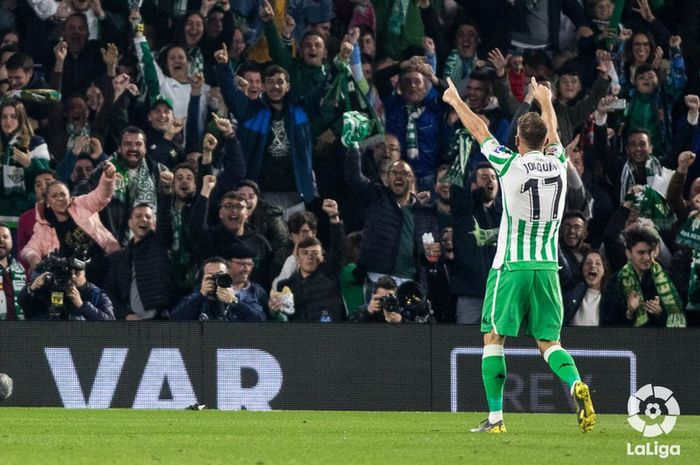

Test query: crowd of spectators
[1,0,700,327]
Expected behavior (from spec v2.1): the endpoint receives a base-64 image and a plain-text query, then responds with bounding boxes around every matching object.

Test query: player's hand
[530,76,552,105]
[442,77,462,107]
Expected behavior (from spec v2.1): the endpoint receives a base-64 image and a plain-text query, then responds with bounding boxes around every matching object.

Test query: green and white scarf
[442,49,475,82]
[341,111,373,149]
[0,257,26,320]
[405,104,423,160]
[323,56,383,147]
[442,129,473,187]
[619,155,672,203]
[388,0,410,35]
[111,155,156,209]
[677,214,700,251]
[66,123,90,155]
[625,185,676,231]
[618,260,686,328]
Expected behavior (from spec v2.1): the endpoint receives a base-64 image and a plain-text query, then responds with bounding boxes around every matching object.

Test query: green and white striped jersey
[480,138,568,270]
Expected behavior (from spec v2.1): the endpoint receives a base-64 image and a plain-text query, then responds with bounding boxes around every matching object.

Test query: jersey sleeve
[544,143,567,164]
[480,137,519,176]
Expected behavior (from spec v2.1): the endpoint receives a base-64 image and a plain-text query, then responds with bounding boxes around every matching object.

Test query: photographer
[170,256,266,321]
[18,257,114,320]
[353,276,404,323]
[353,276,436,324]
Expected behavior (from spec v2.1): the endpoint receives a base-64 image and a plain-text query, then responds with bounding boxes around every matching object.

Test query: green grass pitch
[1,409,698,464]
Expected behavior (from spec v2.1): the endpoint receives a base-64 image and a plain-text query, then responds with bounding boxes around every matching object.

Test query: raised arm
[529,77,560,146]
[442,78,492,145]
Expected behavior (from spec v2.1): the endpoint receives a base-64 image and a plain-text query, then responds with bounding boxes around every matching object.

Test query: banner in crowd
[0,323,697,414]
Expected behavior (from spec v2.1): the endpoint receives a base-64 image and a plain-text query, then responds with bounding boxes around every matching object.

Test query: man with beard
[103,204,173,320]
[191,179,272,286]
[0,223,27,320]
[76,126,159,244]
[158,162,198,299]
[450,162,502,324]
[558,210,590,288]
[215,46,316,215]
[344,139,440,296]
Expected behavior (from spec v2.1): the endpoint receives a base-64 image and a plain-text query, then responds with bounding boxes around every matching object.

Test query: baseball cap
[150,95,173,110]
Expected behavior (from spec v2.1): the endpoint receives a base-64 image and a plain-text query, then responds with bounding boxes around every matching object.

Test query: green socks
[482,344,506,418]
[544,346,581,393]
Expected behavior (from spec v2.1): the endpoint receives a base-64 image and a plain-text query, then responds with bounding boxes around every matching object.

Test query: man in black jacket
[103,203,173,320]
[344,148,439,298]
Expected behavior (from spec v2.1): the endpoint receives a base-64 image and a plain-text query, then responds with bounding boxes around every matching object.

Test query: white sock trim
[483,344,504,358]
[543,345,564,363]
[489,411,503,423]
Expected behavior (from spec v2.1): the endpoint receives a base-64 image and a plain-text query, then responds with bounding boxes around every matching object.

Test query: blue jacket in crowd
[215,62,317,203]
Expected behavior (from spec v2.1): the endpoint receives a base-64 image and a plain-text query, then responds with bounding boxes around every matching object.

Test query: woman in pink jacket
[21,161,121,281]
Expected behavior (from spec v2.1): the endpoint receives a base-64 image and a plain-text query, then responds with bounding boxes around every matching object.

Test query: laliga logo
[627,384,679,437]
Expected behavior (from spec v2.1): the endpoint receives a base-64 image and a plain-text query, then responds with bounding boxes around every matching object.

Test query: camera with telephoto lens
[378,293,401,313]
[35,252,86,320]
[36,254,74,292]
[397,281,433,323]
